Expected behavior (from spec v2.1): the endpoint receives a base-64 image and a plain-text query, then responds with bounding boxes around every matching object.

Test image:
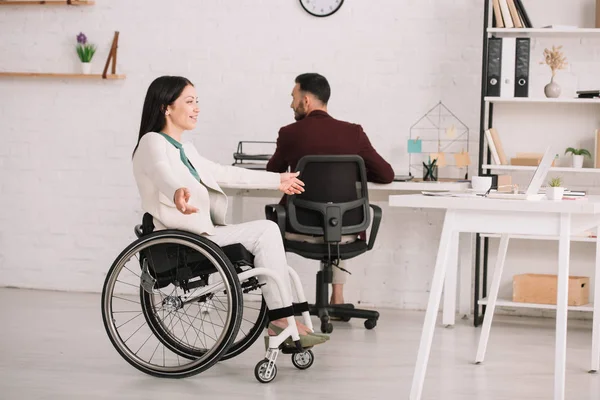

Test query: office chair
[265,155,382,333]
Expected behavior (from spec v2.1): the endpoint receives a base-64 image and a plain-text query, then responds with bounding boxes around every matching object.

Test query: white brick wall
[0,0,598,314]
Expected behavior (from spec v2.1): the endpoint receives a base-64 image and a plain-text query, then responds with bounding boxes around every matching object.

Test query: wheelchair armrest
[367,204,382,251]
[265,204,287,239]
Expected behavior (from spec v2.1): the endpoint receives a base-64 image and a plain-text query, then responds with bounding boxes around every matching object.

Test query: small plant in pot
[546,177,564,201]
[564,147,591,168]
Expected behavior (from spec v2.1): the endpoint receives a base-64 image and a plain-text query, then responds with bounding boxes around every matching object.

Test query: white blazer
[132,132,280,236]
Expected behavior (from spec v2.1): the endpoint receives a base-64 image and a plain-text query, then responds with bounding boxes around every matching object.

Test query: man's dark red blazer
[266,110,394,183]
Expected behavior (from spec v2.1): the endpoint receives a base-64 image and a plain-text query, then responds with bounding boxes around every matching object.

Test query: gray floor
[0,287,598,400]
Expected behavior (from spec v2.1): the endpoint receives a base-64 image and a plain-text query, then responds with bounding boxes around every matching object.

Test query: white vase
[572,154,584,168]
[546,187,564,201]
[81,62,92,74]
[544,76,561,98]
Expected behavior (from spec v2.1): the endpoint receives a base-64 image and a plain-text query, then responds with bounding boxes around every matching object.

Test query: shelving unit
[474,1,600,327]
[478,297,594,312]
[0,0,94,5]
[484,96,600,104]
[0,72,125,79]
[488,27,600,36]
[481,164,600,173]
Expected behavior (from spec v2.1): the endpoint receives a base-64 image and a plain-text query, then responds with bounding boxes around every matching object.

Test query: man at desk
[266,72,394,306]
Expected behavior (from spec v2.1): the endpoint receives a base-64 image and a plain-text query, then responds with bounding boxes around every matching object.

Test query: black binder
[486,37,502,97]
[514,37,530,97]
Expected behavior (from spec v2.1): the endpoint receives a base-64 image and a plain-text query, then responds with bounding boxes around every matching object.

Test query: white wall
[0,0,598,314]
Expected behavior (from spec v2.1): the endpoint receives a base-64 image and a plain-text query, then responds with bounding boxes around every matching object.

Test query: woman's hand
[279,172,305,195]
[173,187,199,214]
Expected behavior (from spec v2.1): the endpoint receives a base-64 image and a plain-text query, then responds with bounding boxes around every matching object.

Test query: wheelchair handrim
[101,233,241,376]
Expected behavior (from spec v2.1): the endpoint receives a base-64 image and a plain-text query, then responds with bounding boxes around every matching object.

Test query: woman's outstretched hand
[173,187,199,214]
[279,172,305,195]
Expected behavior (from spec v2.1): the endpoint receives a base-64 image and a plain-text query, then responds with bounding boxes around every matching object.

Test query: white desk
[389,194,600,400]
[221,181,472,321]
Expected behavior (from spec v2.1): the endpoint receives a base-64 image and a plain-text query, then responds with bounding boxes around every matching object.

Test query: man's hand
[173,187,199,214]
[279,172,305,195]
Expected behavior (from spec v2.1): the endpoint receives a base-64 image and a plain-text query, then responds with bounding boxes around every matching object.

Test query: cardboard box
[513,273,590,306]
[597,0,600,28]
[510,157,542,166]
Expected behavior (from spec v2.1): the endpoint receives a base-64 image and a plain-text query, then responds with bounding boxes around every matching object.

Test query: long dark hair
[132,75,193,157]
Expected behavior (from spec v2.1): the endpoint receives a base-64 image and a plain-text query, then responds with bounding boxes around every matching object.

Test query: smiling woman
[129,75,328,346]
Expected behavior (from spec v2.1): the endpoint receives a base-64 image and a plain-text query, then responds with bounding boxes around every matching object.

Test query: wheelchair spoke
[115,311,144,330]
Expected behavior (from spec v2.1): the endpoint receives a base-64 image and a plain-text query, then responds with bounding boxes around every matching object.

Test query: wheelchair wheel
[221,274,268,361]
[101,230,243,379]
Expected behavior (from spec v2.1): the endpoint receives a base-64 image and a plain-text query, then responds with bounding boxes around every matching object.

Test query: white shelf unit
[487,27,600,36]
[481,164,600,173]
[480,233,597,243]
[475,1,600,324]
[484,96,600,104]
[478,297,594,312]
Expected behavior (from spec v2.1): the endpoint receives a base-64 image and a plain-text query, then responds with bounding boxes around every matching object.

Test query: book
[489,128,508,165]
[492,0,504,28]
[498,0,514,28]
[506,0,523,28]
[514,0,533,28]
[485,129,501,164]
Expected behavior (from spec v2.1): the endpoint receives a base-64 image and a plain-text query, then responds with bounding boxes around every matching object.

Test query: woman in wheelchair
[101,75,326,383]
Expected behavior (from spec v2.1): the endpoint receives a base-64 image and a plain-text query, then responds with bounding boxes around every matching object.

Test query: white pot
[81,62,92,74]
[546,187,564,201]
[572,154,584,168]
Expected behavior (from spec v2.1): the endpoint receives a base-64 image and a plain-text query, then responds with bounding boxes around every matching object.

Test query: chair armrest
[367,204,382,251]
[265,204,287,239]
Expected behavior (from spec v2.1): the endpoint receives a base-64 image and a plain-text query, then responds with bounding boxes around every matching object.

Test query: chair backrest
[287,155,370,242]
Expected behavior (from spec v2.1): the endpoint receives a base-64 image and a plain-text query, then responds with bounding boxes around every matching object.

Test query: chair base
[303,270,380,333]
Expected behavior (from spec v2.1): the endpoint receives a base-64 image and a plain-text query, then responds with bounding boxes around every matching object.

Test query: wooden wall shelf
[0,0,95,5]
[0,72,125,79]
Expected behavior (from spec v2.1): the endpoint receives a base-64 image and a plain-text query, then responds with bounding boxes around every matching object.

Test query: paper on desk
[421,191,480,198]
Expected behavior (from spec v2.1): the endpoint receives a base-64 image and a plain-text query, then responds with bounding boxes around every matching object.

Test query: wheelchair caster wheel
[364,319,377,330]
[291,350,314,370]
[254,359,277,383]
[320,322,333,334]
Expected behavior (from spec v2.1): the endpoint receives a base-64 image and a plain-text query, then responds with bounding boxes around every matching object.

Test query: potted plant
[540,45,568,98]
[564,147,591,168]
[546,177,564,201]
[76,32,96,74]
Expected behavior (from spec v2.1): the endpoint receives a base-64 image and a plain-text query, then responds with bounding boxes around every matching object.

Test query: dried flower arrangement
[540,45,568,77]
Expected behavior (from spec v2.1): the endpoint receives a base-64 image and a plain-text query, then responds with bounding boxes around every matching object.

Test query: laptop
[486,146,554,201]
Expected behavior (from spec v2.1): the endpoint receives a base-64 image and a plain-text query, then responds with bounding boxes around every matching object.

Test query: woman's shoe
[267,323,329,347]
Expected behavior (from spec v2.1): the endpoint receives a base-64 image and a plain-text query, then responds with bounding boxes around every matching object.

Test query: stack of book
[492,0,532,28]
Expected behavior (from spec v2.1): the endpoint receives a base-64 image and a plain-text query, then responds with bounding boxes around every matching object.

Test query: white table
[221,180,472,322]
[389,194,600,400]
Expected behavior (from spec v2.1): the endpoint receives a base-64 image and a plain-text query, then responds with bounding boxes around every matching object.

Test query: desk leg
[591,227,600,373]
[443,231,459,327]
[555,213,571,400]
[458,232,474,319]
[410,210,455,400]
[475,234,509,364]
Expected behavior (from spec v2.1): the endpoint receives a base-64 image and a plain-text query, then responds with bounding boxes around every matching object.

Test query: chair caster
[254,359,277,383]
[320,315,334,333]
[291,349,314,370]
[364,319,377,330]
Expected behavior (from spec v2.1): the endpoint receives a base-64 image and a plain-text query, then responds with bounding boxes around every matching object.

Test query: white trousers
[206,220,293,310]
[284,232,357,284]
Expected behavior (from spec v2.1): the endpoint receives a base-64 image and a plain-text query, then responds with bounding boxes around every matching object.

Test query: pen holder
[423,164,438,181]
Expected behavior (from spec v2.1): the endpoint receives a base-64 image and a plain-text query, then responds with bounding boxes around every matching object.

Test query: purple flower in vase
[76,32,87,45]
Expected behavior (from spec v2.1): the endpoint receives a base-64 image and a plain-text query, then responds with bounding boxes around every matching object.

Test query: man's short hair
[295,73,331,105]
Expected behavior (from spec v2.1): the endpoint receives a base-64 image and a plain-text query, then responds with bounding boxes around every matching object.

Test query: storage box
[597,0,600,28]
[513,273,589,306]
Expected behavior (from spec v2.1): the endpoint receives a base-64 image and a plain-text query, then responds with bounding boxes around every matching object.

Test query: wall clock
[299,0,344,18]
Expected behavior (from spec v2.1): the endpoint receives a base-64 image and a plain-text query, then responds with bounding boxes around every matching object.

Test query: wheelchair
[101,213,318,383]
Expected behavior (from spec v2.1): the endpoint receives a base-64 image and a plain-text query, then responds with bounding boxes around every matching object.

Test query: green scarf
[158,132,201,183]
